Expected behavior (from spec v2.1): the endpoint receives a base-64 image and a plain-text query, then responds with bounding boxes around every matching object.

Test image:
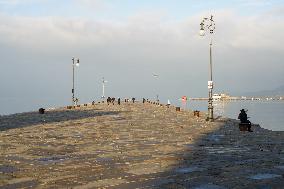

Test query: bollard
[176,107,180,111]
[194,110,200,117]
[39,108,45,114]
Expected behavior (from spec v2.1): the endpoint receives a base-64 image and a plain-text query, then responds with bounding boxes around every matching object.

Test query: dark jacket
[238,111,248,123]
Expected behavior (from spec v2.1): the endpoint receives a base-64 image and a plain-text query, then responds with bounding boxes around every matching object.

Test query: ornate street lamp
[101,77,108,101]
[200,15,215,122]
[72,57,80,106]
[153,73,159,102]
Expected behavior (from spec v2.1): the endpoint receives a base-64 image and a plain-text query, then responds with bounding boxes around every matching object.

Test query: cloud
[73,0,109,11]
[239,0,274,7]
[0,8,283,105]
[0,0,43,5]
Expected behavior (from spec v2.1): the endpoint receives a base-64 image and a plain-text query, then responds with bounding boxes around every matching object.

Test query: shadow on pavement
[0,108,122,131]
[121,120,284,189]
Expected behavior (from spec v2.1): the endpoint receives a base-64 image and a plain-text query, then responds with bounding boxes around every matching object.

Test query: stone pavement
[0,102,283,188]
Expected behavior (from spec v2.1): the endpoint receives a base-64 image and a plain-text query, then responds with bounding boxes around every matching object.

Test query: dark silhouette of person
[107,97,111,105]
[238,109,252,132]
[118,98,121,105]
[142,98,145,103]
[132,97,135,103]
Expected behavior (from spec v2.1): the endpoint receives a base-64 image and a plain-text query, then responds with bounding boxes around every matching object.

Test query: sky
[0,0,284,114]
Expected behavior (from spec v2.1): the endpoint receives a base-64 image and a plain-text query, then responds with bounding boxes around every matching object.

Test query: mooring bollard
[194,110,200,117]
[39,108,45,114]
[176,107,180,111]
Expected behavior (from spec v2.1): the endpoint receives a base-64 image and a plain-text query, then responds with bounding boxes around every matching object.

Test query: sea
[177,100,284,131]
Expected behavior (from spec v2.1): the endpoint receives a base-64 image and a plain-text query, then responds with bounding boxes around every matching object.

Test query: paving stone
[0,102,283,188]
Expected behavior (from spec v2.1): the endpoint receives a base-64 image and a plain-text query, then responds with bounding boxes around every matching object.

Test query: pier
[1,102,284,188]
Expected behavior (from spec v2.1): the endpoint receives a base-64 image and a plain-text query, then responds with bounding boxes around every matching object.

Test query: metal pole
[102,77,105,100]
[208,39,213,121]
[153,74,159,102]
[210,39,213,81]
[200,15,215,122]
[72,57,75,106]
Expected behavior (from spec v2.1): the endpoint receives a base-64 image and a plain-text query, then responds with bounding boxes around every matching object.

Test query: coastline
[1,102,283,188]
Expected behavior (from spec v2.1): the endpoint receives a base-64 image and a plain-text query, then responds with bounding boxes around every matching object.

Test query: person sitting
[238,109,252,132]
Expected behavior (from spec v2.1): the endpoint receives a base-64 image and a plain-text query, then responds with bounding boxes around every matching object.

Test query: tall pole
[208,39,213,121]
[72,57,79,106]
[102,77,105,100]
[200,15,215,122]
[72,57,75,106]
[153,74,159,102]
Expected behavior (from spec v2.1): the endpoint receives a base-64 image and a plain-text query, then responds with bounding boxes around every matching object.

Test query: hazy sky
[0,0,284,113]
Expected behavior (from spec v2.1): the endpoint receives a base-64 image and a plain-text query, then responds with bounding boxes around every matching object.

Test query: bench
[239,123,251,131]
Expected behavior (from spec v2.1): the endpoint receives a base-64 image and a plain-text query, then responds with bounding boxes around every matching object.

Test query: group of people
[123,98,136,103]
[106,97,137,105]
[106,97,116,105]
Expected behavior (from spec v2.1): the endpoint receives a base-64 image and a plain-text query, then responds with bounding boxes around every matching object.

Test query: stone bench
[239,123,251,131]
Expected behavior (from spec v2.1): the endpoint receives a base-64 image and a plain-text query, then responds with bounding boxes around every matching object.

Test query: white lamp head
[199,28,205,36]
[76,59,80,67]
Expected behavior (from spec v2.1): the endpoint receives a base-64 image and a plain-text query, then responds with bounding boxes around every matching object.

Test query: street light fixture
[72,57,80,106]
[199,15,215,122]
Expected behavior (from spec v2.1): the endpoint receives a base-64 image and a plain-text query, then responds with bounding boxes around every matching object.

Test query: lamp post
[101,77,107,101]
[199,15,215,122]
[153,74,159,102]
[72,57,80,106]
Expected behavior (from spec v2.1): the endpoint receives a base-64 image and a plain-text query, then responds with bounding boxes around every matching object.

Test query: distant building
[212,93,230,101]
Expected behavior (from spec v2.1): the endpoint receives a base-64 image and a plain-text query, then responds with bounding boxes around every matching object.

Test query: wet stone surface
[0,102,284,188]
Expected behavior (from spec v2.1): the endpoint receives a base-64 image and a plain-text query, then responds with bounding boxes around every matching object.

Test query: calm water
[177,100,284,131]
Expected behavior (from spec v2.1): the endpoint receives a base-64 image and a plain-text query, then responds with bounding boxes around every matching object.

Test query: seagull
[153,73,159,77]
